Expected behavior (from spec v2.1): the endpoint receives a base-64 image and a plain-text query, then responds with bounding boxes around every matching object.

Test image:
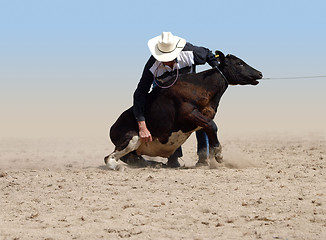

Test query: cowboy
[133,32,219,167]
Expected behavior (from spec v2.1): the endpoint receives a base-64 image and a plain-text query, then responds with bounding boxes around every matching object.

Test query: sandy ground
[0,133,326,240]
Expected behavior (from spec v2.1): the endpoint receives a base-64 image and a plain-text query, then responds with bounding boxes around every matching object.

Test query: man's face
[162,60,175,68]
[163,60,174,64]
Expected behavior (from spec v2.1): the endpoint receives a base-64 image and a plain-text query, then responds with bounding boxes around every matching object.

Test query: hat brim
[148,35,186,62]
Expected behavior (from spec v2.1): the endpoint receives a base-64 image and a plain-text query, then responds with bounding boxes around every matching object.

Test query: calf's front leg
[186,108,223,166]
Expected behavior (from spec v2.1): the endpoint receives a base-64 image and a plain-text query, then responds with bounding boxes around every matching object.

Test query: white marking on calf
[107,128,201,170]
[136,130,195,157]
[106,135,141,170]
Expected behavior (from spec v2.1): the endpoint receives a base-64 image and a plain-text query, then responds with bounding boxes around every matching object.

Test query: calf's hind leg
[104,135,141,170]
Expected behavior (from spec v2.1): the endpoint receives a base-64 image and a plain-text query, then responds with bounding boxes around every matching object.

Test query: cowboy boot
[195,149,209,167]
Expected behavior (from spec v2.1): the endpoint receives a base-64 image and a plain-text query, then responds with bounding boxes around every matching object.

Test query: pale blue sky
[0,0,325,137]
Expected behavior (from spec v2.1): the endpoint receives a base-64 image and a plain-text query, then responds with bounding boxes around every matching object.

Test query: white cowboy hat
[148,32,186,62]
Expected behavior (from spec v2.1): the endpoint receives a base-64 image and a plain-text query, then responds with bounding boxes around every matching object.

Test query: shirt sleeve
[133,56,156,122]
[183,42,219,67]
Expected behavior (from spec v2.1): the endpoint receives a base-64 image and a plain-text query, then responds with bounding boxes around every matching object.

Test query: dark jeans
[169,122,218,159]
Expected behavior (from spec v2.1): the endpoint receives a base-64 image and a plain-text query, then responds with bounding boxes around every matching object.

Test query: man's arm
[133,56,156,142]
[137,121,153,142]
[183,42,219,67]
[133,56,156,122]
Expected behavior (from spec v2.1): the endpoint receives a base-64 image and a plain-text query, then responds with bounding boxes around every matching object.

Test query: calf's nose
[258,72,263,78]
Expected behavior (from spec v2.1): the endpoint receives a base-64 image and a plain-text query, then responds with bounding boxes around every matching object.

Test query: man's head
[148,32,186,62]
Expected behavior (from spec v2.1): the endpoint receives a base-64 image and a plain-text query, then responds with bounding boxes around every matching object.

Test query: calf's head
[216,51,263,85]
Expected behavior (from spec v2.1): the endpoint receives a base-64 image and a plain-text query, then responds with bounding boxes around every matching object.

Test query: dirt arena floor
[1,133,325,240]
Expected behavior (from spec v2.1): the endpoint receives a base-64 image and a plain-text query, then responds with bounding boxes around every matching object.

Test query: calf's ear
[215,50,225,66]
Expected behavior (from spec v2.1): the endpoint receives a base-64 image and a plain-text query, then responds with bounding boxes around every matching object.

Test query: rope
[262,75,326,80]
[153,62,179,89]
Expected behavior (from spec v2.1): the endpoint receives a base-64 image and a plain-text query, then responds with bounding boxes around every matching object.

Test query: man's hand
[137,121,153,142]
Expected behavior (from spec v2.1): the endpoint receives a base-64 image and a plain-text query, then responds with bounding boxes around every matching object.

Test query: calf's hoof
[105,156,120,171]
[210,145,223,163]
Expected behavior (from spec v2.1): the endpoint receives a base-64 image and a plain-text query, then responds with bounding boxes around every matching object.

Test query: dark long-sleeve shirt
[133,42,218,122]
